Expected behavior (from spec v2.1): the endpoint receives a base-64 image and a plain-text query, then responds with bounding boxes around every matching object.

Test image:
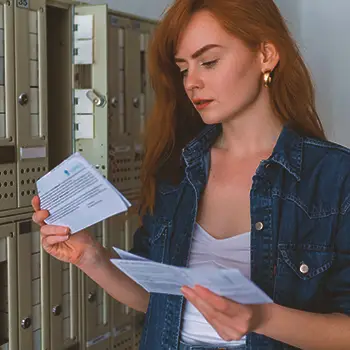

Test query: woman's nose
[184,69,204,91]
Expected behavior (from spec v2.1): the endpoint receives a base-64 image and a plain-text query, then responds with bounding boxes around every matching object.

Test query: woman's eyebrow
[175,44,222,63]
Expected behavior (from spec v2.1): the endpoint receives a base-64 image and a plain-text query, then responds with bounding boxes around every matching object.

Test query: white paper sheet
[36,152,131,233]
[111,248,272,305]
[113,247,148,261]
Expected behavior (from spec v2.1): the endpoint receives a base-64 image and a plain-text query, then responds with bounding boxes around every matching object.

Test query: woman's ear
[259,41,280,72]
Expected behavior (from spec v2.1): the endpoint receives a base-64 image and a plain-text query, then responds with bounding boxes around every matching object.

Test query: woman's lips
[193,99,214,110]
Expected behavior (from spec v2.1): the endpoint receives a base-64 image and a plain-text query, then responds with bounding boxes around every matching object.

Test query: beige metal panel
[0,213,51,350]
[125,21,142,196]
[107,14,139,201]
[30,61,39,90]
[129,22,157,201]
[80,222,110,350]
[0,222,17,350]
[107,15,144,201]
[0,1,17,212]
[127,211,140,252]
[0,86,4,116]
[72,9,114,344]
[15,1,48,209]
[68,265,79,347]
[18,160,47,207]
[39,228,50,350]
[119,210,146,345]
[100,220,109,329]
[49,257,63,349]
[112,325,133,350]
[0,0,15,147]
[53,260,79,350]
[108,213,135,348]
[0,206,35,218]
[140,22,156,125]
[73,5,108,179]
[65,264,79,349]
[49,257,79,350]
[127,212,146,343]
[108,15,129,139]
[0,237,5,262]
[134,322,144,349]
[16,217,50,350]
[0,5,3,28]
[46,4,73,171]
[132,313,145,349]
[44,6,82,347]
[0,164,16,211]
[123,207,142,321]
[17,220,34,349]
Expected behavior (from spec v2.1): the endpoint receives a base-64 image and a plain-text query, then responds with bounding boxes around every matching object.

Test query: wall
[82,0,173,19]
[274,0,302,44]
[300,0,350,146]
[275,0,350,147]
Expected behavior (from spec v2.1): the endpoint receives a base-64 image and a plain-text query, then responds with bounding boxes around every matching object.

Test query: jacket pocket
[278,244,335,280]
[274,244,335,310]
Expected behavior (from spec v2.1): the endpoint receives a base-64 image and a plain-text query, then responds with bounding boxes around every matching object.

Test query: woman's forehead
[175,11,231,56]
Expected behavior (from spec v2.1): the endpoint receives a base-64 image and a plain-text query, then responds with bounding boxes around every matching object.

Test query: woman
[32,0,350,349]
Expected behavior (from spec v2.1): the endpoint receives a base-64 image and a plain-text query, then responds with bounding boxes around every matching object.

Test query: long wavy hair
[140,0,326,214]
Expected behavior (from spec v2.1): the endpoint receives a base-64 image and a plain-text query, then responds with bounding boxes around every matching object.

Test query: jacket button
[300,263,309,274]
[255,222,264,231]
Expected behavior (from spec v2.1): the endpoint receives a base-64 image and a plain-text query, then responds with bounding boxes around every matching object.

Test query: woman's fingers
[40,225,70,237]
[31,195,40,211]
[32,210,50,226]
[42,234,69,248]
[32,196,50,227]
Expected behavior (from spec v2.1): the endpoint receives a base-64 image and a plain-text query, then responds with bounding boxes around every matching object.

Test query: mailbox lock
[132,97,140,108]
[52,305,62,316]
[88,292,96,303]
[21,317,32,329]
[18,93,29,106]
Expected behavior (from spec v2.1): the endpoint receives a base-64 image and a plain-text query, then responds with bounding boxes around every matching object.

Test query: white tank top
[180,223,251,346]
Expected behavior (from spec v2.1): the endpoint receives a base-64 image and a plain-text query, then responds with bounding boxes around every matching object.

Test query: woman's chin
[199,115,226,125]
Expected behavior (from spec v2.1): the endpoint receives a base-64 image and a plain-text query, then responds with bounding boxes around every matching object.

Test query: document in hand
[112,248,272,305]
[36,152,131,233]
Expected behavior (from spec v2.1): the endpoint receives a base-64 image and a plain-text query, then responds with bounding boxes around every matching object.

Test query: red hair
[140,0,326,214]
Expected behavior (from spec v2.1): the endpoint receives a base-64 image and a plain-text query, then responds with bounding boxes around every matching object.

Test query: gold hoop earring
[263,70,272,88]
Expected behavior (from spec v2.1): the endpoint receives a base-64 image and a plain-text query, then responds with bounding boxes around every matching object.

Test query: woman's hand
[181,285,272,341]
[32,195,98,267]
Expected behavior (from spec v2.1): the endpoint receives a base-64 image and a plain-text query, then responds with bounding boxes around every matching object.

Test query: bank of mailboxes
[0,0,156,349]
[74,6,155,201]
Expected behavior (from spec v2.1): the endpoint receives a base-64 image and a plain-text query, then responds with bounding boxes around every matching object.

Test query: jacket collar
[182,123,303,180]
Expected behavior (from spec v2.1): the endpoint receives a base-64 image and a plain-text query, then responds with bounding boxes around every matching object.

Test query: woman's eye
[202,59,219,69]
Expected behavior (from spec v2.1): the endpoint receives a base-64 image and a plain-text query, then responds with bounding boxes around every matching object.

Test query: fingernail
[182,287,193,297]
[58,235,69,241]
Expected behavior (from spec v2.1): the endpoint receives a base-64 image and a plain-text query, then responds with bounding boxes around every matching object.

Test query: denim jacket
[131,124,350,350]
